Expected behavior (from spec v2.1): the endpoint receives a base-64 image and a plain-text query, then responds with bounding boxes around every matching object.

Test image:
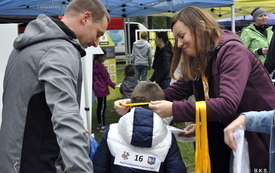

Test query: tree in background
[130,16,171,29]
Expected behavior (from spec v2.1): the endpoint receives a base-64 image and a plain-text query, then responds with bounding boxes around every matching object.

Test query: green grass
[91,62,195,172]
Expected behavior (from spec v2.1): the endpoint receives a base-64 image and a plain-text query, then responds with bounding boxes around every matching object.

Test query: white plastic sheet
[233,126,250,173]
[166,125,195,142]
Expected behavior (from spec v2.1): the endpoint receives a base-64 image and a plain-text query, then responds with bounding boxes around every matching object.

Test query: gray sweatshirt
[131,39,152,67]
[0,14,93,172]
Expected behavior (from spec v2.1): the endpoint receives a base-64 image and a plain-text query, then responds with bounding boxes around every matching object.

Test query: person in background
[224,110,275,172]
[132,32,152,81]
[120,64,139,99]
[240,7,273,64]
[93,50,116,132]
[114,6,275,172]
[149,32,173,89]
[264,32,275,74]
[94,82,187,173]
[0,0,109,172]
[264,32,275,81]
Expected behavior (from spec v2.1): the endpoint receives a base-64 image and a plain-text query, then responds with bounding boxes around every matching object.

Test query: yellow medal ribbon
[122,102,151,107]
[202,75,209,99]
[195,101,211,173]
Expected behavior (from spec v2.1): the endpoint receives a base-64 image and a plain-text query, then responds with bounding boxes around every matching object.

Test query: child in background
[93,82,187,173]
[120,64,139,98]
[93,50,116,132]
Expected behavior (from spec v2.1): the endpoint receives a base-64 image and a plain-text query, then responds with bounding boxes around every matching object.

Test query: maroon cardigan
[165,30,275,172]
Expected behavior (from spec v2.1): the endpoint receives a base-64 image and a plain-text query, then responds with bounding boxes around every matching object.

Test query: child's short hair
[140,32,148,39]
[124,64,136,77]
[131,82,164,108]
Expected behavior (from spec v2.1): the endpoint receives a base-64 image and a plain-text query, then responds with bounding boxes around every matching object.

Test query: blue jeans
[135,65,148,81]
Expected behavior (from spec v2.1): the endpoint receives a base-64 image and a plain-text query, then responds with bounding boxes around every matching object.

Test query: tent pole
[123,18,127,65]
[82,55,91,132]
[231,3,235,33]
[126,18,131,65]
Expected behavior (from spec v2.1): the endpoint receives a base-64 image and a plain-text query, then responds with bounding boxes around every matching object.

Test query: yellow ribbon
[122,102,151,107]
[201,75,209,99]
[195,101,211,173]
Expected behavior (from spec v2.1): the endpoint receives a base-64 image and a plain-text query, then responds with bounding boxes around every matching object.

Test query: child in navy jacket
[93,82,187,173]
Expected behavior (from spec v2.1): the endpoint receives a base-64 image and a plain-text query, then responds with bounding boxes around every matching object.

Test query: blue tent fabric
[0,0,69,16]
[0,0,234,17]
[101,0,234,18]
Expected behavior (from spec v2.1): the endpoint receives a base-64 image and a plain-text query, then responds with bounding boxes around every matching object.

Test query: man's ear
[82,11,92,25]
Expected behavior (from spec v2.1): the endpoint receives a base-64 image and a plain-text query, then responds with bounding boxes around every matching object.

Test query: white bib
[114,149,161,172]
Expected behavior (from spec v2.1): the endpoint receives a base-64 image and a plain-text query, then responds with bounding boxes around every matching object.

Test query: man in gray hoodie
[132,32,152,81]
[0,0,109,172]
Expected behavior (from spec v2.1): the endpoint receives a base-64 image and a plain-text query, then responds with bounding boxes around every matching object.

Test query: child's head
[124,64,136,77]
[140,32,148,40]
[94,49,107,63]
[131,82,164,109]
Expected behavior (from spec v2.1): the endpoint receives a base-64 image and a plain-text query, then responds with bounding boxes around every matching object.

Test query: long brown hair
[170,6,221,81]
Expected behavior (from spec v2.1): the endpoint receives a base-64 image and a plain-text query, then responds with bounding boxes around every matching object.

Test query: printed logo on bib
[114,149,161,172]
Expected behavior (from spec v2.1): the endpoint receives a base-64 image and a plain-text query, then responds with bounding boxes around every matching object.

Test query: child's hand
[224,114,246,151]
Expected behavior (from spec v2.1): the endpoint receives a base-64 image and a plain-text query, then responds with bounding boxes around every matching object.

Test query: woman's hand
[113,98,131,115]
[224,114,246,151]
[262,48,268,55]
[149,100,173,118]
[179,123,195,137]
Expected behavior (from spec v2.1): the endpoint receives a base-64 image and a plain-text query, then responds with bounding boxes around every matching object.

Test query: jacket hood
[206,30,242,58]
[13,14,86,56]
[133,40,149,49]
[123,76,139,85]
[117,107,168,148]
[121,76,139,91]
[217,30,242,47]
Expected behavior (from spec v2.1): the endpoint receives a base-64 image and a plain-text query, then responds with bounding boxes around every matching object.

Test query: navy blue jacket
[93,107,187,173]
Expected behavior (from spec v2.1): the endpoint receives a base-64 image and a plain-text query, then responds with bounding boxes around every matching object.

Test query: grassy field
[91,62,195,172]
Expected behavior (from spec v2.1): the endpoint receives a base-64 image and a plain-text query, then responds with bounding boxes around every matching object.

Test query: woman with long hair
[149,32,173,89]
[114,6,275,172]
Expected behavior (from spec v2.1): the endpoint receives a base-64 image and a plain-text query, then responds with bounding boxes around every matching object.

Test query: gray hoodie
[0,14,93,173]
[131,39,152,67]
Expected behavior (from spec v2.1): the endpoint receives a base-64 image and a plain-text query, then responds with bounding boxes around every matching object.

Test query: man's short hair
[65,0,110,23]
